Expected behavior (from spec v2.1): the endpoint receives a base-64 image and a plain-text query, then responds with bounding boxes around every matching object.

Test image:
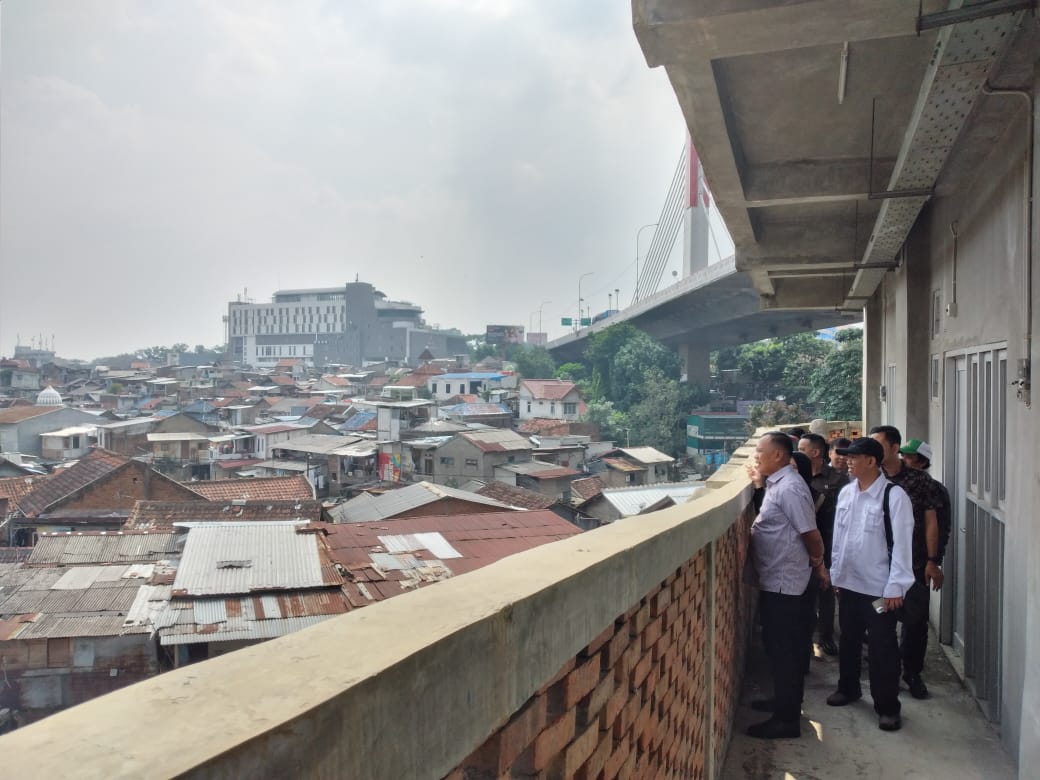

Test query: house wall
[0,408,98,456]
[518,390,582,421]
[0,634,157,724]
[865,83,1039,764]
[433,438,534,485]
[54,461,202,513]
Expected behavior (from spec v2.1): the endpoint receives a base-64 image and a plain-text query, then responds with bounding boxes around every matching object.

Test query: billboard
[526,332,548,346]
[486,324,525,345]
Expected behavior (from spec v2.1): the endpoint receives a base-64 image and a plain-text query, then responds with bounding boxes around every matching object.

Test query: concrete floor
[722,628,1017,780]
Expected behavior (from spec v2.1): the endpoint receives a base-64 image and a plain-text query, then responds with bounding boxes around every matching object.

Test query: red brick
[641,616,663,651]
[550,658,601,712]
[650,586,672,618]
[629,653,651,690]
[579,670,615,727]
[464,695,548,775]
[628,604,650,637]
[537,656,576,696]
[612,695,641,740]
[581,624,616,659]
[662,601,679,631]
[613,643,639,686]
[516,709,576,774]
[575,732,613,780]
[603,737,631,780]
[549,719,599,779]
[599,684,628,732]
[632,700,652,747]
[601,628,630,672]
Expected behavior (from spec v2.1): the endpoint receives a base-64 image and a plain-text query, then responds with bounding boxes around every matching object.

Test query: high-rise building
[226,281,466,369]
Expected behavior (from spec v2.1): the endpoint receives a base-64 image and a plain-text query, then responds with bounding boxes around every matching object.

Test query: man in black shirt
[798,433,846,656]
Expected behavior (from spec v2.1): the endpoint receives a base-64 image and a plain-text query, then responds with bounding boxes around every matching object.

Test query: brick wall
[63,461,202,511]
[447,500,754,780]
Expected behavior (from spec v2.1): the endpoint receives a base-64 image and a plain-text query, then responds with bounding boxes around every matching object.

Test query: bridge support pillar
[679,342,711,386]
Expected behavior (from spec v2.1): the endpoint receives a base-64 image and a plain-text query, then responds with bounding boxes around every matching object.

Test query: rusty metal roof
[459,429,534,453]
[474,481,556,510]
[125,500,325,531]
[324,510,581,607]
[26,532,180,567]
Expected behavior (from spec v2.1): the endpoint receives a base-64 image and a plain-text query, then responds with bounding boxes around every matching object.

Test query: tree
[580,399,629,444]
[584,324,645,400]
[626,368,689,456]
[514,346,555,379]
[554,362,588,382]
[745,400,810,434]
[610,335,682,412]
[809,329,863,419]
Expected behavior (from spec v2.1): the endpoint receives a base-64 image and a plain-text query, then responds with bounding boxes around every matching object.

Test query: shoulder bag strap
[882,482,895,556]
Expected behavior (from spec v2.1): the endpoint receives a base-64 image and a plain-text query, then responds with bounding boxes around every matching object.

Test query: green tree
[580,399,629,443]
[584,323,645,400]
[610,334,682,412]
[626,368,689,456]
[745,400,809,434]
[514,346,555,379]
[554,362,588,382]
[809,329,863,419]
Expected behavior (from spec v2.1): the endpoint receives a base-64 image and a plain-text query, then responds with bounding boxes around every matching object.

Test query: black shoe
[878,714,902,731]
[819,637,838,656]
[750,698,776,713]
[747,717,801,739]
[904,674,929,699]
[826,690,861,707]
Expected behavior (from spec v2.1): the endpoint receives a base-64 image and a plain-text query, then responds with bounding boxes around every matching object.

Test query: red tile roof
[0,475,50,506]
[570,476,605,503]
[182,476,314,502]
[17,450,132,518]
[125,499,325,531]
[0,406,61,424]
[324,511,581,607]
[474,482,556,510]
[520,379,578,401]
[269,376,297,386]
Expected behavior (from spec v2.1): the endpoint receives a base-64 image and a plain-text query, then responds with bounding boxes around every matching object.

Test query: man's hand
[815,566,831,591]
[925,562,944,591]
[884,596,904,612]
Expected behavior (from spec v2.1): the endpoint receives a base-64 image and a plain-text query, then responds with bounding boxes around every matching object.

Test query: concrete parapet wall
[0,451,757,779]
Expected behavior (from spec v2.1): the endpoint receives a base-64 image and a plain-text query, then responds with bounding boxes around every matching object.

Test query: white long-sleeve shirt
[831,473,915,599]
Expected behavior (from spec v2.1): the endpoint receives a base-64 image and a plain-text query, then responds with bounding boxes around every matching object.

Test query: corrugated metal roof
[377,532,462,560]
[601,483,707,518]
[27,533,179,566]
[124,584,173,628]
[15,613,151,639]
[460,429,534,452]
[172,522,326,596]
[159,615,333,645]
[616,446,675,465]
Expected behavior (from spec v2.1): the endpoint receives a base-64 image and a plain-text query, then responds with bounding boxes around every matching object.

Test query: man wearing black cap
[827,437,915,732]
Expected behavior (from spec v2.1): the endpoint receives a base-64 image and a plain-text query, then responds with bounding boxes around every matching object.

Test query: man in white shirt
[827,437,915,731]
[747,432,828,739]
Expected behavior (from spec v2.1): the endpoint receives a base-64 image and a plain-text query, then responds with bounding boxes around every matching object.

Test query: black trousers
[817,546,835,639]
[837,589,901,716]
[760,589,810,722]
[900,567,931,678]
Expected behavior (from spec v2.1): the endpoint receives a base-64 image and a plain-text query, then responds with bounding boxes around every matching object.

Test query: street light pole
[634,223,658,303]
[538,300,551,334]
[577,273,594,332]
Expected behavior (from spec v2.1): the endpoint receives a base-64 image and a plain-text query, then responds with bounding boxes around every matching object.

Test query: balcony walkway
[722,627,1016,779]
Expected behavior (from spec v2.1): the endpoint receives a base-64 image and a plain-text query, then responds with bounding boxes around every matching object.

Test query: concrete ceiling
[634,0,1030,311]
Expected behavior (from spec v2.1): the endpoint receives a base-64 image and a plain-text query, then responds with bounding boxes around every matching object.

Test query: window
[930,355,940,399]
[507,455,515,463]
[931,288,942,338]
[431,383,438,394]
[439,456,454,466]
[526,401,531,413]
[465,458,479,469]
[563,402,577,415]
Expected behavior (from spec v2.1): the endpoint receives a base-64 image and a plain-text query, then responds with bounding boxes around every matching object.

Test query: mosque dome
[36,385,63,407]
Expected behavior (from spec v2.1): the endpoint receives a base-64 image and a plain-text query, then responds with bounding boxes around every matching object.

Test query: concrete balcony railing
[0,428,836,779]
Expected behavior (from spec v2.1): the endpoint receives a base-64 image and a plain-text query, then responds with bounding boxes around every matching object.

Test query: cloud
[1,0,683,358]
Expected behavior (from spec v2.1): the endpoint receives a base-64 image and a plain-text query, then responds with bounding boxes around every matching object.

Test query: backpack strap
[882,482,896,557]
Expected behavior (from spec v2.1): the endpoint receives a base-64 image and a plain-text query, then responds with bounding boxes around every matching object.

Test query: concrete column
[863,291,884,427]
[679,342,712,385]
[905,224,932,438]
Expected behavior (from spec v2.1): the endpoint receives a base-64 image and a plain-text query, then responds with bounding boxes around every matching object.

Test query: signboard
[560,317,573,326]
[486,324,525,345]
[580,317,592,326]
[526,332,548,346]
[378,452,402,482]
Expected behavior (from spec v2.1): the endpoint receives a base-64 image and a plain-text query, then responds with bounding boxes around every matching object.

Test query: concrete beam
[634,0,931,65]
[762,277,861,310]
[743,158,897,208]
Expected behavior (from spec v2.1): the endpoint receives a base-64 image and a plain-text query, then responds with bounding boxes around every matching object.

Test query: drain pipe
[982,82,1034,406]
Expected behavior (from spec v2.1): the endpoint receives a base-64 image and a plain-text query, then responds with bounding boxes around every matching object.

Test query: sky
[1,0,691,360]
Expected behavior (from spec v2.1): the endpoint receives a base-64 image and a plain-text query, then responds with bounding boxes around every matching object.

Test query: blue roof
[339,410,377,431]
[436,372,506,380]
[440,402,511,415]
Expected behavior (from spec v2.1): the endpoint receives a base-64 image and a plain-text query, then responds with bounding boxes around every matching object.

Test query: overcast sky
[1,0,689,360]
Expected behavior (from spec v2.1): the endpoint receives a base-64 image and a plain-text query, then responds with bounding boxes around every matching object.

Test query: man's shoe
[819,637,838,656]
[904,675,929,700]
[878,714,902,731]
[826,690,861,707]
[750,698,775,713]
[746,717,801,739]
